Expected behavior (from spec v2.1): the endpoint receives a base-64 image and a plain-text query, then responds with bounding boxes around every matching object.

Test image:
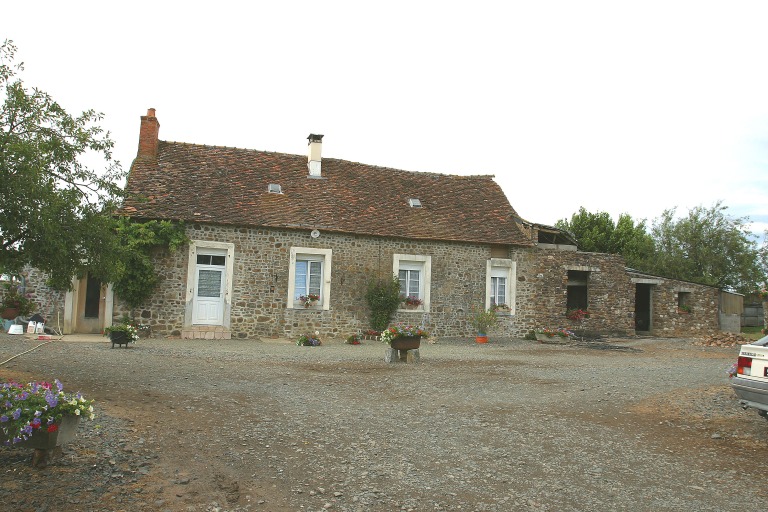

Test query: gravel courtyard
[1,333,767,511]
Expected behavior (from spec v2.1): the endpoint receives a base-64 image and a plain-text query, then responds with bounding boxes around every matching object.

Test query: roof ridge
[160,140,496,180]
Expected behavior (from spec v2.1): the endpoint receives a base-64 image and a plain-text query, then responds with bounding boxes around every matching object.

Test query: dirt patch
[1,335,767,511]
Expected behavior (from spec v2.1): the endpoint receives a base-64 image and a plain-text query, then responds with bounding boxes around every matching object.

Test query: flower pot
[390,336,421,350]
[20,415,81,451]
[109,331,131,348]
[1,308,19,320]
[476,334,488,344]
[536,333,568,343]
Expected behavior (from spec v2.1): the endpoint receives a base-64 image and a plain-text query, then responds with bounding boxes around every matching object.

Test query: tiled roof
[123,141,533,246]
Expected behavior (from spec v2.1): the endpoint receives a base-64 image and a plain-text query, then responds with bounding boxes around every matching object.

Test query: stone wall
[511,248,636,337]
[649,279,719,336]
[114,224,514,340]
[1,270,66,331]
[14,223,721,341]
[110,225,641,340]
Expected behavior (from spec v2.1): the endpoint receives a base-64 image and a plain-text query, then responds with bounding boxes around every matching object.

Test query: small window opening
[677,292,692,313]
[408,198,422,208]
[566,270,589,313]
[268,183,282,194]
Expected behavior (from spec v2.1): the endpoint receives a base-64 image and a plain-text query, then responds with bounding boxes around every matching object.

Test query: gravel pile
[1,334,767,511]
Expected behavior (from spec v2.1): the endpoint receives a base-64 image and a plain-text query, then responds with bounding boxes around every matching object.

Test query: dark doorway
[84,275,101,318]
[635,284,652,332]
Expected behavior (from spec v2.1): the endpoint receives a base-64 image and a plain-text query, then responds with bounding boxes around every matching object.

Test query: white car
[731,335,768,419]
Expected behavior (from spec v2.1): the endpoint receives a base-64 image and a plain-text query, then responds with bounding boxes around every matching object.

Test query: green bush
[365,275,402,331]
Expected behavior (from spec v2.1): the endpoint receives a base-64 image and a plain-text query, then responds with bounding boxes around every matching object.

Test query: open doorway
[635,284,652,332]
[74,274,105,334]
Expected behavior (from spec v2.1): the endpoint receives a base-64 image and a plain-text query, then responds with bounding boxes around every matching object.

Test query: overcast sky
[3,1,767,240]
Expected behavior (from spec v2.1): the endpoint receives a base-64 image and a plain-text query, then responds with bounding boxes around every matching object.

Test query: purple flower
[11,408,21,420]
[55,379,63,392]
[45,391,58,408]
[0,415,8,423]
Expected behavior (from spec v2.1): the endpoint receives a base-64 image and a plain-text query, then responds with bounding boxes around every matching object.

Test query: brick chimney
[307,134,323,177]
[137,108,160,159]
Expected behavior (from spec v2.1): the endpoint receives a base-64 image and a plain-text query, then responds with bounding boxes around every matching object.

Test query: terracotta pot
[1,308,19,320]
[476,334,488,343]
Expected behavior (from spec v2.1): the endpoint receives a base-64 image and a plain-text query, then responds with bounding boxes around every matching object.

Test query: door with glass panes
[193,252,226,324]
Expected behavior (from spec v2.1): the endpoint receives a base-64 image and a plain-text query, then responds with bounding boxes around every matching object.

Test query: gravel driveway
[1,333,767,511]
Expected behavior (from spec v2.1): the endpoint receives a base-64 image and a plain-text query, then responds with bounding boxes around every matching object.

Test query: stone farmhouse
[18,109,726,340]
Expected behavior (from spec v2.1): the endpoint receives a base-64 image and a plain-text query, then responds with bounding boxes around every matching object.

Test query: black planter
[109,331,131,348]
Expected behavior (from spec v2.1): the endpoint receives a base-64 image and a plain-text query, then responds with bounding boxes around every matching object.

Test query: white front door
[193,254,226,325]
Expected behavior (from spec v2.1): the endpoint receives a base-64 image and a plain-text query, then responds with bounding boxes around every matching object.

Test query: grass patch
[742,325,766,341]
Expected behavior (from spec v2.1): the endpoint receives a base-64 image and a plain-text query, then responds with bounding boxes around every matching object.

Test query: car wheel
[758,410,768,420]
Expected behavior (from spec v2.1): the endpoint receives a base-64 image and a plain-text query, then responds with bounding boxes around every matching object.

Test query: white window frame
[393,254,431,311]
[288,247,332,310]
[486,258,516,314]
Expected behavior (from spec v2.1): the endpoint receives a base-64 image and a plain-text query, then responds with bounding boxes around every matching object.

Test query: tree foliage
[649,202,763,292]
[555,207,655,269]
[0,40,125,289]
[557,202,764,292]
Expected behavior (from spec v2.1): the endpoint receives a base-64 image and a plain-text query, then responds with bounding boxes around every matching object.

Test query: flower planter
[109,331,131,348]
[1,308,19,320]
[386,336,421,363]
[390,336,421,350]
[20,415,81,451]
[536,333,568,343]
[476,334,488,344]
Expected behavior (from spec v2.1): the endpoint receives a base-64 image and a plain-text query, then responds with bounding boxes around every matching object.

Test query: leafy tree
[555,207,655,269]
[649,201,763,292]
[0,40,124,289]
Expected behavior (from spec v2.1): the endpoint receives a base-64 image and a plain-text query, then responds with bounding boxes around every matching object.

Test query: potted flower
[345,333,362,345]
[103,323,139,348]
[401,295,423,310]
[469,306,498,343]
[1,283,36,320]
[566,309,590,321]
[380,323,429,350]
[535,327,574,343]
[297,332,322,346]
[1,379,95,464]
[298,293,320,308]
[491,303,510,313]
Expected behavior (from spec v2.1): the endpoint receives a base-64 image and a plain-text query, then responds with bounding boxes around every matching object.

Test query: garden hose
[0,340,55,366]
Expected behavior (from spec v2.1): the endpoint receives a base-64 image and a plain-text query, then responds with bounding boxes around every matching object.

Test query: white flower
[74,409,81,416]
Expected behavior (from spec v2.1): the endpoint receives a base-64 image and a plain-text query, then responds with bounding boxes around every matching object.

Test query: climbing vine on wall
[110,218,188,309]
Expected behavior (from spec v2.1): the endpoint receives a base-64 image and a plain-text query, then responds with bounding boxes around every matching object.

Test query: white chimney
[307,134,324,177]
